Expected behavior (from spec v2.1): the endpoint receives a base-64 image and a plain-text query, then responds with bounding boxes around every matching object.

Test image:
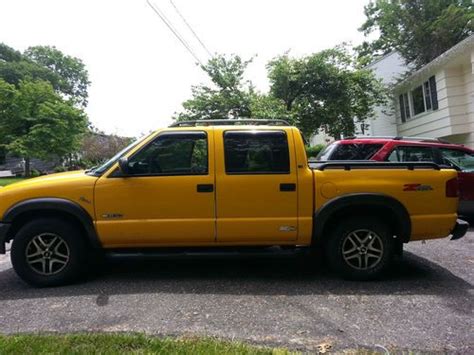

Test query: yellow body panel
[313,169,458,240]
[213,127,299,243]
[0,125,460,248]
[0,171,96,219]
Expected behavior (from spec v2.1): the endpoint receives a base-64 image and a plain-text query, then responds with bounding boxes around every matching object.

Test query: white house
[369,34,474,148]
[363,51,408,137]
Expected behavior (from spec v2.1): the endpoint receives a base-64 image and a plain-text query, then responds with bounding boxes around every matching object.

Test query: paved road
[0,230,473,353]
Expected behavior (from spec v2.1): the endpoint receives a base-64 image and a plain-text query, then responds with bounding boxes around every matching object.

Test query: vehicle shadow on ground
[0,251,472,313]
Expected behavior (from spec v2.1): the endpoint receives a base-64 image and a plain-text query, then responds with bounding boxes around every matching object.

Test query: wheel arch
[312,193,411,246]
[2,198,101,249]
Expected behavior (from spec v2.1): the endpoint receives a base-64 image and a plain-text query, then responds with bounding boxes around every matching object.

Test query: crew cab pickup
[0,120,468,286]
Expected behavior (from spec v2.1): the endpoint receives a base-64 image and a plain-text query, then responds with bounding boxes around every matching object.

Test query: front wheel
[11,218,87,287]
[325,217,395,280]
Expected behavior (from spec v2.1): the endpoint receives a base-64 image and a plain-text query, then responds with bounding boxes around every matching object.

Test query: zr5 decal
[403,184,434,192]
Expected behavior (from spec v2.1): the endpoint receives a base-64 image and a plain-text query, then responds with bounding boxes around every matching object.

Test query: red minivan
[317,136,474,217]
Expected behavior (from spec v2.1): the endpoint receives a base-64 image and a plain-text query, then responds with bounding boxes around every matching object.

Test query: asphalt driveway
[0,230,472,353]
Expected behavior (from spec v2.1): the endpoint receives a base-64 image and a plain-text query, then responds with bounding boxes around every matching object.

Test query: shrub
[306,144,325,158]
[53,165,67,173]
[30,169,40,177]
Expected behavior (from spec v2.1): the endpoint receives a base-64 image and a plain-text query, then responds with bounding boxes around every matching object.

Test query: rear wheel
[325,217,394,280]
[11,218,87,287]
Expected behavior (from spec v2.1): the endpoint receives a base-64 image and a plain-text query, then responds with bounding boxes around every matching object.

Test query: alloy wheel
[25,233,70,276]
[341,229,384,270]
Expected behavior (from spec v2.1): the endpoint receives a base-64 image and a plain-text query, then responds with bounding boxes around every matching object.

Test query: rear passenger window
[224,131,290,174]
[321,143,383,160]
[387,146,435,162]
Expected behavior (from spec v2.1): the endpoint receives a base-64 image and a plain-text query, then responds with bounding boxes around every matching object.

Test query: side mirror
[118,157,131,175]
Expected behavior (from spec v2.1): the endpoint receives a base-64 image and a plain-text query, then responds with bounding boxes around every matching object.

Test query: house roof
[366,51,399,68]
[393,34,474,91]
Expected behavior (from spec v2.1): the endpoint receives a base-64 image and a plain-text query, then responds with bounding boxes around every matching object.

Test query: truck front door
[94,130,216,247]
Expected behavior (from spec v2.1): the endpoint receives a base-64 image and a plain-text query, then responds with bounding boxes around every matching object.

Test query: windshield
[440,149,474,173]
[87,137,143,176]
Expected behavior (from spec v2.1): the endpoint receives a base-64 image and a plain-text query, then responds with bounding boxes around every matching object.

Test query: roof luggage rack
[312,161,441,171]
[344,135,451,143]
[169,119,291,127]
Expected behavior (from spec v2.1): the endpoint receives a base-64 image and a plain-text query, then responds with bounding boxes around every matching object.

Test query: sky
[0,0,371,137]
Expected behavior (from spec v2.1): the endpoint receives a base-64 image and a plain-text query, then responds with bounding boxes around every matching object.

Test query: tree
[24,46,90,107]
[79,131,134,167]
[249,93,290,121]
[0,79,88,176]
[175,54,254,121]
[267,47,387,137]
[176,54,292,123]
[357,0,473,68]
[0,43,90,107]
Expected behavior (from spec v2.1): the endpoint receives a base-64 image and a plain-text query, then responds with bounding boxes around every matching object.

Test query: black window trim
[223,129,291,175]
[110,130,210,178]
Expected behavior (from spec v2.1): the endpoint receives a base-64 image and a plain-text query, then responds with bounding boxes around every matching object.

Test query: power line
[146,0,204,66]
[169,0,213,58]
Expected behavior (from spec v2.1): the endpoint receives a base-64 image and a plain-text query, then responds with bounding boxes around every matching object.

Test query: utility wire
[169,0,213,58]
[146,0,204,66]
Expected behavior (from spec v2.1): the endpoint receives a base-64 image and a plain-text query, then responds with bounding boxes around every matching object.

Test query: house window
[429,76,438,110]
[399,93,410,123]
[411,85,425,115]
[423,81,432,110]
[399,75,438,121]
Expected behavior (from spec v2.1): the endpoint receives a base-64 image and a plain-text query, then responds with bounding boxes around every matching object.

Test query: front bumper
[451,219,469,240]
[0,223,10,254]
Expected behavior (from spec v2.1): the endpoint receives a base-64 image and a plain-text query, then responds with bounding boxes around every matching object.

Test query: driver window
[128,132,208,176]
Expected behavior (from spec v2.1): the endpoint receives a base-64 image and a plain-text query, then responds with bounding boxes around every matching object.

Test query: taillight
[446,177,459,197]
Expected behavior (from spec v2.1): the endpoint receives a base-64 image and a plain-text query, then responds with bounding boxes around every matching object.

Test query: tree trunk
[24,157,31,177]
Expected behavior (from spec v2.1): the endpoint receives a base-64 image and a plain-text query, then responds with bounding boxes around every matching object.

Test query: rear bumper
[451,219,469,240]
[0,223,10,254]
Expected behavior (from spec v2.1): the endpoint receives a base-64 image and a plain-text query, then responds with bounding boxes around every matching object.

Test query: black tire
[11,218,87,287]
[325,217,394,280]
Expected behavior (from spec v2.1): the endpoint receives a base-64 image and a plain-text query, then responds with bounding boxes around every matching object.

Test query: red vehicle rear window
[318,143,383,160]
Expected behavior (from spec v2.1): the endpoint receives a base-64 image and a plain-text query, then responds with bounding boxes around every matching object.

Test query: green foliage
[0,43,90,107]
[176,50,384,139]
[78,132,135,168]
[176,54,254,121]
[24,46,90,107]
[249,93,291,121]
[53,165,67,173]
[0,43,90,176]
[357,0,474,67]
[0,178,25,186]
[0,79,88,175]
[267,47,387,137]
[0,334,292,354]
[29,168,40,177]
[306,144,325,158]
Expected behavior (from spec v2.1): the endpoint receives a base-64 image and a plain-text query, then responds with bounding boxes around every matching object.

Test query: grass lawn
[0,334,292,354]
[0,177,25,186]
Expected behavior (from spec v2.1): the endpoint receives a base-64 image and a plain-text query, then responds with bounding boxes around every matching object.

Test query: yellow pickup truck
[0,120,468,286]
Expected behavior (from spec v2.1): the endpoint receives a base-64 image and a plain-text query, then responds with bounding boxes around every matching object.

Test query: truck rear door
[214,128,298,242]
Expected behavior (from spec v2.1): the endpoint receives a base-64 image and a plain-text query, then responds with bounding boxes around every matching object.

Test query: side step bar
[105,246,311,261]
